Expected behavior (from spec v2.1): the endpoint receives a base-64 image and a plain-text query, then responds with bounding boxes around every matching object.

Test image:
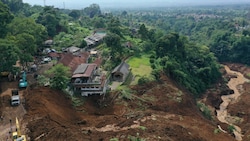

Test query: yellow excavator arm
[12,117,26,141]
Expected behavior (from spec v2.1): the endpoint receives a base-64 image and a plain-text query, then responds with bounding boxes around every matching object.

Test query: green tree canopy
[151,33,221,96]
[7,17,47,46]
[83,3,101,18]
[79,40,87,48]
[0,39,20,73]
[231,36,250,65]
[1,0,23,14]
[36,6,62,37]
[46,64,71,90]
[138,24,148,40]
[69,10,81,20]
[242,29,250,36]
[107,18,122,37]
[0,1,14,38]
[121,11,128,17]
[14,33,36,66]
[92,17,106,28]
[104,32,122,57]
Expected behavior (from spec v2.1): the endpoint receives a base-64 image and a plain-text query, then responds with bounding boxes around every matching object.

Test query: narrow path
[216,65,249,141]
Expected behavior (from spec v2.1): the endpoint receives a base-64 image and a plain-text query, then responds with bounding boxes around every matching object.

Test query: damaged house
[84,32,106,48]
[71,63,108,96]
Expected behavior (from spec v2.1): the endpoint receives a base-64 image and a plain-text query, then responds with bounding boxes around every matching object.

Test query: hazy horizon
[22,0,250,9]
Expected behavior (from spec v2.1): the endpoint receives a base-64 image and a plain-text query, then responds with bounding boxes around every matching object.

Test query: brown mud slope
[23,76,235,141]
[222,64,250,141]
[202,64,250,140]
[226,63,250,79]
[228,81,250,141]
[24,87,84,140]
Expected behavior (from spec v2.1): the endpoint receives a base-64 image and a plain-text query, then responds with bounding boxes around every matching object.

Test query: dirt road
[0,81,27,140]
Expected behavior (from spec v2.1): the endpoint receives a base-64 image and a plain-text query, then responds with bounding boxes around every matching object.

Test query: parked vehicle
[41,57,51,64]
[43,57,51,62]
[11,90,20,106]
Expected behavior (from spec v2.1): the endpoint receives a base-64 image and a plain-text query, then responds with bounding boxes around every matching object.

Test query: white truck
[11,90,20,106]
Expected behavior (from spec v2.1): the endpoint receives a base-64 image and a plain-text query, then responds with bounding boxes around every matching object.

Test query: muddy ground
[202,64,250,141]
[1,63,250,141]
[226,64,250,141]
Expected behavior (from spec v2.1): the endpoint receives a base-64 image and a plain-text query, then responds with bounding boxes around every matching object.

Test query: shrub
[138,76,150,85]
[110,138,119,141]
[128,133,146,141]
[197,102,212,120]
[214,128,221,134]
[228,125,235,133]
[121,90,132,100]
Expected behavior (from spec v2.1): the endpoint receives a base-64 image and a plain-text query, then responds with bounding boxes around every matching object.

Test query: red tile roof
[48,52,60,58]
[72,64,96,78]
[84,64,96,77]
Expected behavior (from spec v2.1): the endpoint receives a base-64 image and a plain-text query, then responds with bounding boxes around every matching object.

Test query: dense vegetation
[150,33,221,95]
[0,0,249,96]
[116,6,250,65]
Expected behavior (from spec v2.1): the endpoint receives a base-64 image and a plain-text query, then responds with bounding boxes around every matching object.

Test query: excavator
[12,117,26,141]
[19,71,27,88]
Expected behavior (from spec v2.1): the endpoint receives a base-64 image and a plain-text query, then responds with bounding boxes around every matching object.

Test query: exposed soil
[2,78,234,141]
[216,65,248,140]
[225,63,250,79]
[227,72,250,141]
[2,63,249,141]
[202,64,250,141]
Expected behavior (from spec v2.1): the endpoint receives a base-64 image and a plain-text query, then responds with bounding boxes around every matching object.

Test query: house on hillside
[66,46,81,55]
[84,32,106,48]
[111,62,130,82]
[71,63,108,96]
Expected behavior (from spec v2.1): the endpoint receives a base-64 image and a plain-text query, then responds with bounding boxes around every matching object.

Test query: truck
[11,90,20,106]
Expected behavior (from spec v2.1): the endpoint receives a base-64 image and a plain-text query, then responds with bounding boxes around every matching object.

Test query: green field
[127,55,152,84]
